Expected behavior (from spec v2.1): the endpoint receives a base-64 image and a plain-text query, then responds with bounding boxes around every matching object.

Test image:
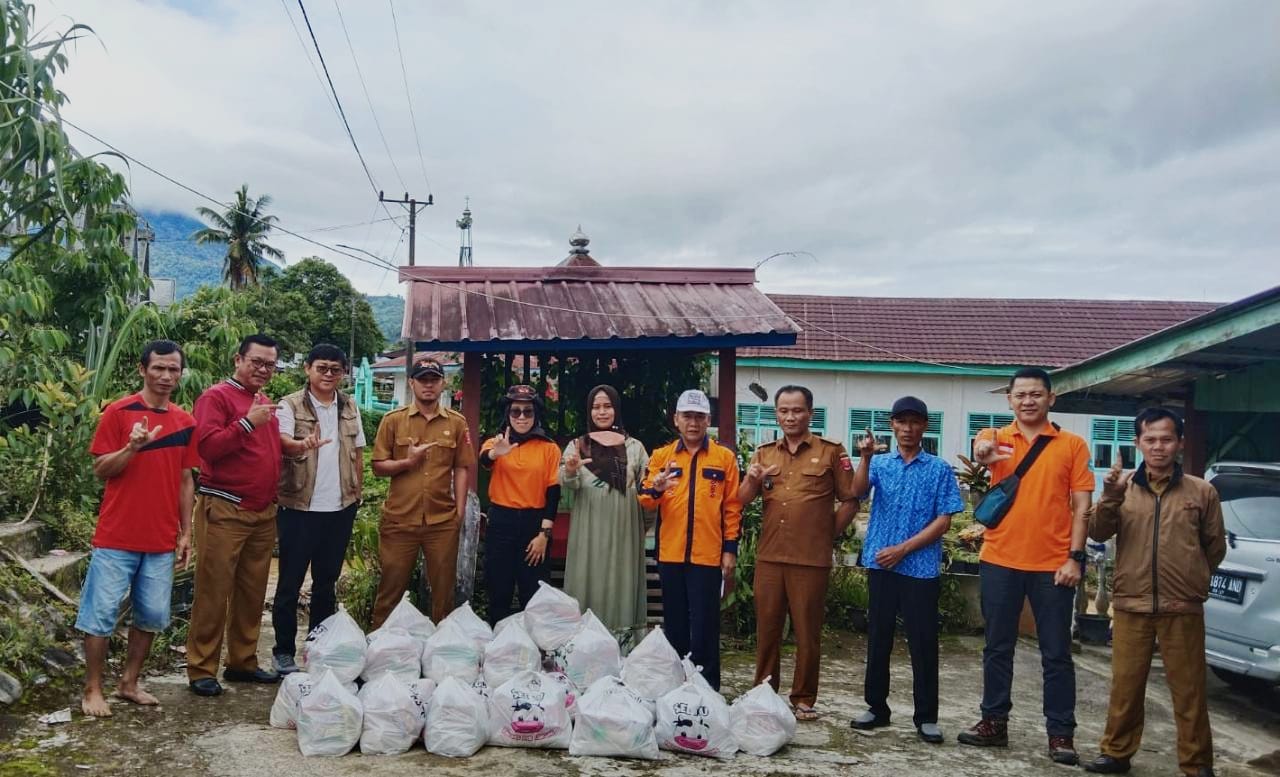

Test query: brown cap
[504,384,538,402]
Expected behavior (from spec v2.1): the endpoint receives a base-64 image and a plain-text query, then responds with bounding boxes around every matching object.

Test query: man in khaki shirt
[370,360,475,624]
[738,385,857,720]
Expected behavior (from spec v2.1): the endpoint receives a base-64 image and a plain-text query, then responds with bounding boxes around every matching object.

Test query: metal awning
[399,265,799,353]
[1051,286,1280,414]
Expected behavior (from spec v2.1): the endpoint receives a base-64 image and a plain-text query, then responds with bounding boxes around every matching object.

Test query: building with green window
[720,294,1217,488]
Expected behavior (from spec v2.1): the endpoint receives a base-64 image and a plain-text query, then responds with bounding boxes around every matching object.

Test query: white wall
[732,364,1110,490]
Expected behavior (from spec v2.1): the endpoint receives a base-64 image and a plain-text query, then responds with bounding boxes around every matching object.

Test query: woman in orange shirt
[479,384,563,625]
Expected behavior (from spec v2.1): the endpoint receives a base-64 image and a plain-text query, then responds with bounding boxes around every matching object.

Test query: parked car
[1203,462,1280,690]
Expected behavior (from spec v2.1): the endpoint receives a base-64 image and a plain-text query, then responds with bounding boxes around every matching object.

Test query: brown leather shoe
[956,718,1009,747]
[1049,735,1079,765]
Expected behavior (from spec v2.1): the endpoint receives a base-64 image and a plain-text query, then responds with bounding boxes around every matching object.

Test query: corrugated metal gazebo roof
[399,262,799,353]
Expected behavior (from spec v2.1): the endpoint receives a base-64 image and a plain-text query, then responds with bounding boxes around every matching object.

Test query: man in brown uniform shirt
[370,360,475,625]
[738,385,858,720]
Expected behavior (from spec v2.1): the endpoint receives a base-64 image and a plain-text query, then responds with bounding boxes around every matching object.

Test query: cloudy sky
[36,0,1280,301]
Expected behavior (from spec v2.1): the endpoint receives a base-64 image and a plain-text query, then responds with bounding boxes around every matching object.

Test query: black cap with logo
[410,359,446,379]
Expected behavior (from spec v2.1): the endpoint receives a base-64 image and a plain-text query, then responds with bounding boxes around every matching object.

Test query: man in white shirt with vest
[271,344,365,674]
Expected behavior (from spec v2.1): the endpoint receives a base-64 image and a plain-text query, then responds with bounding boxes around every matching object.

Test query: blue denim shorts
[75,548,174,637]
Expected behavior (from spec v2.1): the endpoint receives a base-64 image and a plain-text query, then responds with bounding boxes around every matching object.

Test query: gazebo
[398,229,800,483]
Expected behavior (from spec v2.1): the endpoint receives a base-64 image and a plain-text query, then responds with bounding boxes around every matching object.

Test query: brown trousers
[186,496,277,681]
[1100,609,1214,774]
[753,560,831,707]
[372,519,460,626]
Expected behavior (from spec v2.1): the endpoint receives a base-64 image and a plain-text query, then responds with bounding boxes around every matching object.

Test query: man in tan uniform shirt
[370,360,475,625]
[738,385,857,719]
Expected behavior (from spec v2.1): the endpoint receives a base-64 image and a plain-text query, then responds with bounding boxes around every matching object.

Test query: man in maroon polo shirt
[186,334,283,696]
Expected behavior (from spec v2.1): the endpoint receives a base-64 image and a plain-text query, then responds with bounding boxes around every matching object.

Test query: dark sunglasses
[508,407,535,418]
[314,365,344,376]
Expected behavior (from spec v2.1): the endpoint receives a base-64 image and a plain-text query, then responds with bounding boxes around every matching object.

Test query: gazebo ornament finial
[569,225,590,255]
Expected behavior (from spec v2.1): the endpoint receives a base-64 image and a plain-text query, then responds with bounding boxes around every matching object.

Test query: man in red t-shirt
[76,340,199,717]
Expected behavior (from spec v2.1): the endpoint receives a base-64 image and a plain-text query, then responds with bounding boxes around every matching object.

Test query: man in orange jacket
[639,389,742,690]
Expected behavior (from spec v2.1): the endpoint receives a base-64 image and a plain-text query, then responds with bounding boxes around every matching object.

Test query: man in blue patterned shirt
[849,396,965,744]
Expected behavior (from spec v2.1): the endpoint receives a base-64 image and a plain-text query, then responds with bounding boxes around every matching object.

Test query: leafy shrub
[361,407,387,447]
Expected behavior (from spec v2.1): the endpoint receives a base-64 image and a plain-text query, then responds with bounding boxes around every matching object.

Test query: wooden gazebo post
[718,347,737,447]
[462,352,482,489]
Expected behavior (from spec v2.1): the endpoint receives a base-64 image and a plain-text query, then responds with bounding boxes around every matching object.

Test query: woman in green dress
[560,385,651,646]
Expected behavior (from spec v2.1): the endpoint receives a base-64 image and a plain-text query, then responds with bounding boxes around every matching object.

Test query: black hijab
[578,385,629,492]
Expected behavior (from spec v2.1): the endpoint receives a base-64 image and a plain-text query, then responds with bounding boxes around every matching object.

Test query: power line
[387,0,433,196]
[8,88,1006,373]
[278,0,342,125]
[294,0,402,229]
[332,0,408,194]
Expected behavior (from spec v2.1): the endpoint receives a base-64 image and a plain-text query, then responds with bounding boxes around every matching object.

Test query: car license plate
[1208,573,1245,604]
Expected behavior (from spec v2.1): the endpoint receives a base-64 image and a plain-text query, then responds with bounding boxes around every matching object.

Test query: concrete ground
[3,612,1278,777]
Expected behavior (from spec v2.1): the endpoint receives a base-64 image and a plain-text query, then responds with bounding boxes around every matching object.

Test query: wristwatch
[540,527,553,540]
[1069,550,1087,563]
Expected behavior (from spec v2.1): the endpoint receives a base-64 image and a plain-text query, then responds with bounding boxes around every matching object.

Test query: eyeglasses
[314,366,344,376]
[245,358,276,373]
[508,407,535,418]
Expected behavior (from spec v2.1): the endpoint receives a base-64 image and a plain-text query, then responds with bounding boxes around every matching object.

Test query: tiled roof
[743,295,1219,368]
[399,265,798,352]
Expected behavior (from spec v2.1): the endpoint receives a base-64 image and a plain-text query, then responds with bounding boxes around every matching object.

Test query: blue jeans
[75,548,174,637]
[979,561,1077,736]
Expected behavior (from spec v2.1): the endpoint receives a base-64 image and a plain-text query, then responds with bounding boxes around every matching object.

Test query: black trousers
[864,568,940,726]
[658,561,723,690]
[271,503,358,657]
[484,504,549,626]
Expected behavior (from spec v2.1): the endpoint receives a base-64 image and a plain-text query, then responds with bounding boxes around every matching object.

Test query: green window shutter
[810,407,827,434]
[737,403,760,426]
[848,408,876,432]
[1091,417,1119,443]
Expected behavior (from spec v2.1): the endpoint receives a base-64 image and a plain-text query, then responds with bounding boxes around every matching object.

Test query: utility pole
[379,191,432,266]
[377,191,431,403]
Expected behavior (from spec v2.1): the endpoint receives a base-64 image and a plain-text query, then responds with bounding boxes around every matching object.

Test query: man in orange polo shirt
[639,389,742,690]
[957,368,1094,766]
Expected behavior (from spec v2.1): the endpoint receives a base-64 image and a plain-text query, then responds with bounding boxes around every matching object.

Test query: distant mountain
[367,294,405,343]
[139,210,405,339]
[141,210,229,298]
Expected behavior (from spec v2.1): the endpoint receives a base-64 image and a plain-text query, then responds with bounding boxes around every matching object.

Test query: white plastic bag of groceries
[381,597,436,645]
[556,610,621,690]
[525,581,582,651]
[407,678,436,732]
[655,680,738,759]
[483,620,541,687]
[730,678,797,756]
[361,628,422,683]
[492,611,526,640]
[568,676,659,760]
[544,671,579,719]
[487,670,572,750]
[297,670,364,757]
[620,626,684,709]
[273,672,360,729]
[439,601,492,650]
[681,653,722,699]
[269,671,314,729]
[425,676,489,758]
[301,609,366,685]
[357,672,423,755]
[421,617,482,684]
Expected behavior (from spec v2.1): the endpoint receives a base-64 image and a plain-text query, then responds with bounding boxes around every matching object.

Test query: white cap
[675,389,711,415]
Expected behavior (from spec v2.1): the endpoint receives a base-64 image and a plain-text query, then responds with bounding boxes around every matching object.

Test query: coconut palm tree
[191,184,284,290]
